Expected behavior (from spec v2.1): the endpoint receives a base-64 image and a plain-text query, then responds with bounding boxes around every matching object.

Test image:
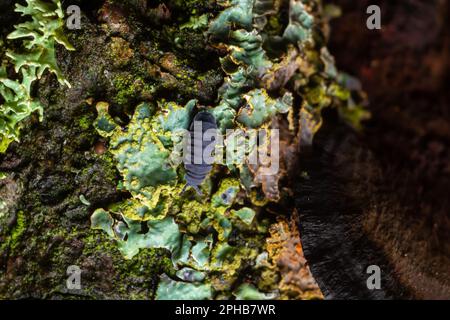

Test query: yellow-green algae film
[88,0,369,300]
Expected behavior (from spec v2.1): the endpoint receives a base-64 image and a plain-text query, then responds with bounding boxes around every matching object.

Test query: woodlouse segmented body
[183,111,218,195]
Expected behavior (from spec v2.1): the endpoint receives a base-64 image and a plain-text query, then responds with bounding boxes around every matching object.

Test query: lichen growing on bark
[0,0,74,153]
[88,0,368,300]
[0,0,367,300]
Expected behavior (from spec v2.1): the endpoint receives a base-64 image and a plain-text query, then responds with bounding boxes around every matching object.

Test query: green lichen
[229,30,272,77]
[283,0,314,44]
[107,102,180,207]
[210,103,236,132]
[211,178,240,209]
[232,207,256,225]
[79,194,91,206]
[89,0,369,300]
[92,210,191,263]
[208,1,296,134]
[7,0,74,84]
[208,0,254,38]
[234,283,277,300]
[156,275,212,300]
[90,100,273,294]
[94,102,118,137]
[0,0,73,153]
[0,66,42,152]
[237,89,292,128]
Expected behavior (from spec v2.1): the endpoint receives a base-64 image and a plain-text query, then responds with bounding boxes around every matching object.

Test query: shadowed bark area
[295,0,449,299]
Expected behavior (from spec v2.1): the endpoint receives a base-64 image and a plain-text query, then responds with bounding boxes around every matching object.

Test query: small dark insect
[182,111,218,195]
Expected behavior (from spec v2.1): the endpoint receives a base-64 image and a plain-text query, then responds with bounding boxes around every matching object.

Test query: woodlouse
[183,111,218,195]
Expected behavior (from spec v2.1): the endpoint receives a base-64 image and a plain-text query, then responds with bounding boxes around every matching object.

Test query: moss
[180,14,209,30]
[168,0,214,13]
[1,210,27,253]
[69,227,175,298]
[178,201,207,234]
[109,37,134,67]
[112,74,144,106]
[10,210,26,250]
[265,15,283,36]
[78,115,92,131]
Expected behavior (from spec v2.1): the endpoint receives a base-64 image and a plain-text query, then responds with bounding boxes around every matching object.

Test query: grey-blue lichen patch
[91,208,115,238]
[94,102,118,137]
[283,0,314,45]
[157,100,195,133]
[191,239,212,268]
[208,0,254,38]
[228,29,273,78]
[176,267,207,282]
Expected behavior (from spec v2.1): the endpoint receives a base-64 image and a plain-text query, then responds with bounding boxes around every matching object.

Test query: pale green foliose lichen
[156,275,212,300]
[0,66,42,152]
[0,0,74,153]
[208,0,254,38]
[232,207,256,225]
[96,101,182,218]
[6,0,74,85]
[91,210,191,262]
[93,102,118,137]
[233,283,278,300]
[90,0,369,300]
[283,0,314,44]
[237,89,292,128]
